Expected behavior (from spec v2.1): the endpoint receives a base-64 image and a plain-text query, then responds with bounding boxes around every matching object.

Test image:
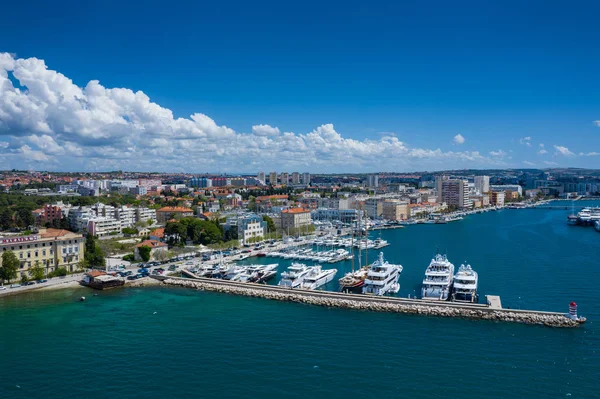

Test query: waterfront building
[280,208,312,231]
[135,239,168,261]
[291,172,300,184]
[505,190,520,201]
[156,206,194,223]
[490,184,523,196]
[364,198,383,219]
[382,200,410,221]
[474,175,490,194]
[225,214,267,244]
[440,179,472,209]
[0,228,85,279]
[490,191,505,206]
[313,208,361,223]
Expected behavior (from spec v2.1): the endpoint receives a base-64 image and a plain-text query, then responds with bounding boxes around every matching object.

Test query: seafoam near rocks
[162,278,579,328]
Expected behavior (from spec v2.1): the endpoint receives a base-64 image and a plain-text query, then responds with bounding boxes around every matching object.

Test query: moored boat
[362,252,402,296]
[421,253,455,301]
[451,263,479,303]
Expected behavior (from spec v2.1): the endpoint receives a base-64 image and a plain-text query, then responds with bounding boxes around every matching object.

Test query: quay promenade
[153,275,580,328]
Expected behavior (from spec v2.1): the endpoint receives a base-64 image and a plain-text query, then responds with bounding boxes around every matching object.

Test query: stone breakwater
[161,278,579,328]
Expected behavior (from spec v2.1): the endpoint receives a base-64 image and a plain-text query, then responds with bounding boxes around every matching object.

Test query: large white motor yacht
[362,252,402,296]
[451,263,478,303]
[421,254,455,300]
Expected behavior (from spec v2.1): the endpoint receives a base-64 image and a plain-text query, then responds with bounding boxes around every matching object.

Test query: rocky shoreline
[162,278,579,328]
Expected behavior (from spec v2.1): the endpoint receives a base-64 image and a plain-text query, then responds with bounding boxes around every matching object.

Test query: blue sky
[1,0,599,172]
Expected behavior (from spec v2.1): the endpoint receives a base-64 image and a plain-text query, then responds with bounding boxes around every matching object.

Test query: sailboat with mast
[567,199,578,225]
[338,206,370,293]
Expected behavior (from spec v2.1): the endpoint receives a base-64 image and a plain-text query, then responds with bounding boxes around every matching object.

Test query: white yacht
[300,266,338,290]
[451,263,479,303]
[278,263,312,288]
[421,254,455,300]
[362,252,402,296]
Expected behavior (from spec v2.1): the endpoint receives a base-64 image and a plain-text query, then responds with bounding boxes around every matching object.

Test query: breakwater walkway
[152,276,579,328]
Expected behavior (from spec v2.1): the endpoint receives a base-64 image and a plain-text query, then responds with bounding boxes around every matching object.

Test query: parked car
[123,271,133,276]
[0,286,7,290]
[37,279,48,283]
[25,281,36,286]
[127,275,138,280]
[10,284,21,288]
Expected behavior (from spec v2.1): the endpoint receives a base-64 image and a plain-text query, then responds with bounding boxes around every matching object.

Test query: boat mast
[364,206,368,267]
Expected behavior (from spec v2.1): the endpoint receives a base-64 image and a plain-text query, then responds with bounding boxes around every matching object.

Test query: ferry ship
[278,263,312,288]
[300,266,338,290]
[421,254,455,300]
[451,263,479,303]
[362,252,402,296]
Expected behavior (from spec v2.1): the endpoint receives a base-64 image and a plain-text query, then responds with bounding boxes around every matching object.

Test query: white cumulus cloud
[553,145,574,156]
[453,134,465,145]
[0,53,510,172]
[252,124,281,137]
[489,149,506,157]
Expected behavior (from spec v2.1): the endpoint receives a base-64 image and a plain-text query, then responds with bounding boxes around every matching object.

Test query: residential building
[269,171,277,185]
[87,217,122,237]
[280,208,312,231]
[364,198,383,219]
[490,184,523,196]
[291,172,300,184]
[280,172,289,185]
[441,179,472,209]
[474,175,490,194]
[211,177,229,187]
[236,214,267,244]
[312,208,362,223]
[229,178,246,187]
[0,228,85,279]
[189,177,213,188]
[129,186,147,196]
[156,206,194,223]
[136,207,157,225]
[257,172,266,184]
[135,239,168,261]
[367,174,379,188]
[33,203,65,226]
[149,228,165,241]
[114,206,137,228]
[382,200,410,221]
[490,191,505,206]
[302,172,311,185]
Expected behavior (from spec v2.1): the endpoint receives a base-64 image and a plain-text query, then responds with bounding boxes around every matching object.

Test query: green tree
[0,208,13,230]
[0,250,19,283]
[138,245,152,262]
[30,261,45,281]
[84,235,106,267]
[262,215,276,232]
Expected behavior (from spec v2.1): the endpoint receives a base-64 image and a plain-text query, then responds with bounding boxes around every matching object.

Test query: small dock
[486,295,502,309]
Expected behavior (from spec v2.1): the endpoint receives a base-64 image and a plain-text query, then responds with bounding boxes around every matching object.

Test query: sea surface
[1,201,599,398]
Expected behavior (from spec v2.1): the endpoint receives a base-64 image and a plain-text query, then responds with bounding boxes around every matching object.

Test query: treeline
[164,217,224,245]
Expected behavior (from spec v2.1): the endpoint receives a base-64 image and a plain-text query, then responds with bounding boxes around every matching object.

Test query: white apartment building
[291,172,300,184]
[474,175,490,194]
[302,173,311,185]
[87,217,122,237]
[441,179,472,209]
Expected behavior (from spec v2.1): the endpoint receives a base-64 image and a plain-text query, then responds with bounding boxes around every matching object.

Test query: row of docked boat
[278,263,338,290]
[312,236,389,250]
[190,263,278,284]
[421,254,478,302]
[266,248,352,263]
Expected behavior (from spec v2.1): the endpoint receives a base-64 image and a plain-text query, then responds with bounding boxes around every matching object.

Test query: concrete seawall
[152,276,579,328]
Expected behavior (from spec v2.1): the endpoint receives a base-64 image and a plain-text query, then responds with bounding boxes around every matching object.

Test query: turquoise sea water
[1,202,599,398]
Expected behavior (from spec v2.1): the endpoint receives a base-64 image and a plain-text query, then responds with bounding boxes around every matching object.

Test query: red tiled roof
[281,207,310,214]
[157,206,193,213]
[150,228,165,238]
[136,239,168,248]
